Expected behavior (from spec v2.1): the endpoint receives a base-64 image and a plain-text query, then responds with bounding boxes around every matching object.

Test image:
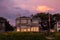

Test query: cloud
[0,6,31,26]
[36,6,54,12]
[0,0,60,26]
[0,0,31,26]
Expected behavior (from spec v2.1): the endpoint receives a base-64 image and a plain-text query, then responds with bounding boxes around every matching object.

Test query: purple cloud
[0,0,60,26]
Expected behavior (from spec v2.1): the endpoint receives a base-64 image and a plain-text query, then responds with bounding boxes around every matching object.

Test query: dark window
[59,30,60,32]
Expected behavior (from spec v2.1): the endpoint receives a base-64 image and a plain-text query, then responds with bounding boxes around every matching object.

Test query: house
[31,17,40,32]
[16,16,40,32]
[0,17,6,32]
[54,21,60,32]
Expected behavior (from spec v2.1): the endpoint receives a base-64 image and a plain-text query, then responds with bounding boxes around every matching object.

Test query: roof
[16,16,31,20]
[16,16,41,20]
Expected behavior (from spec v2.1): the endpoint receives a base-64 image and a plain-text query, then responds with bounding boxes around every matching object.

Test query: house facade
[16,16,40,32]
[54,21,60,32]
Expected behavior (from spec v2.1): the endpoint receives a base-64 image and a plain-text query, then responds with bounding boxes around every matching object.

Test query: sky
[0,0,60,26]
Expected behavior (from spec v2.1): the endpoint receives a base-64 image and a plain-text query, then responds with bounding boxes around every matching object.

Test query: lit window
[21,28,27,32]
[27,27,31,32]
[31,27,39,32]
[17,27,20,32]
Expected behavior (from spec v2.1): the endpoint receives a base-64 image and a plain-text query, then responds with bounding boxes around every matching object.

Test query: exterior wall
[54,21,60,32]
[54,24,57,32]
[56,21,60,32]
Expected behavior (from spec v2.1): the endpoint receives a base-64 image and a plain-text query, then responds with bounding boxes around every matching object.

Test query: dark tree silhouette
[0,17,14,32]
[33,12,56,31]
[33,13,49,30]
[5,21,14,31]
[53,13,60,21]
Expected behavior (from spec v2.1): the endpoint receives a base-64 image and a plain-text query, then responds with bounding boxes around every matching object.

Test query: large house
[16,16,40,32]
[16,16,60,32]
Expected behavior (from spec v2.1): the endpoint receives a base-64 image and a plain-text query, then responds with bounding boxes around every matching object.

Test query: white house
[16,16,40,32]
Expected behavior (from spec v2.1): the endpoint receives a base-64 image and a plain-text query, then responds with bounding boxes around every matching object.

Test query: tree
[0,17,14,32]
[33,13,49,30]
[5,21,14,31]
[33,12,56,31]
[53,13,60,21]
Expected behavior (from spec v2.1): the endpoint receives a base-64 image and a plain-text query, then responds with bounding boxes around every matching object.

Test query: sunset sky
[0,0,60,26]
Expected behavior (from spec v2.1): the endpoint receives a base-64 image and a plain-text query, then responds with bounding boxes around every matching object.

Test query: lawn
[0,32,60,40]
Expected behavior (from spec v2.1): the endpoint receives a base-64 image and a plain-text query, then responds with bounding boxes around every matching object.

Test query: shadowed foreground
[0,32,60,40]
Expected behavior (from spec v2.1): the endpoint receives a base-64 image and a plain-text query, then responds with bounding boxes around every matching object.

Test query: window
[21,28,27,32]
[17,27,20,32]
[27,27,31,32]
[21,26,27,28]
[28,20,31,24]
[31,27,39,32]
[21,26,27,32]
[21,20,27,23]
[32,20,38,24]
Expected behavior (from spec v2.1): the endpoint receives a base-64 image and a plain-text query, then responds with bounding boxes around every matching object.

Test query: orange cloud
[36,6,54,12]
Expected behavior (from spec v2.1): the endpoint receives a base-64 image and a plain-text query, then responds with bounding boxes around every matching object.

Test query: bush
[0,32,47,40]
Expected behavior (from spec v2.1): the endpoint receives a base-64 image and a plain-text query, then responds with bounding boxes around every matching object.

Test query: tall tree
[0,17,14,32]
[33,12,56,31]
[53,13,60,21]
[5,21,14,31]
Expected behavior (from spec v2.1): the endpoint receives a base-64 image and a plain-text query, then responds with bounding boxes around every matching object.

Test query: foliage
[0,32,60,40]
[33,12,56,30]
[0,17,14,31]
[0,32,47,40]
[5,21,14,31]
[53,13,60,21]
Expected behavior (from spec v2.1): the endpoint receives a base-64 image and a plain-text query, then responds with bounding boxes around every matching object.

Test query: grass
[0,32,47,40]
[0,32,60,40]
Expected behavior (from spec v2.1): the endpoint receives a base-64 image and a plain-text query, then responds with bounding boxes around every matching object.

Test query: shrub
[0,32,47,40]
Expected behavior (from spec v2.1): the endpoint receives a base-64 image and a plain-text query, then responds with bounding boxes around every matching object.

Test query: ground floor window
[31,27,39,32]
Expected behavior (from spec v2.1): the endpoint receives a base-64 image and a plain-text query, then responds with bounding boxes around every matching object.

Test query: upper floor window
[28,20,31,24]
[32,20,39,24]
[21,19,27,23]
[21,26,27,28]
